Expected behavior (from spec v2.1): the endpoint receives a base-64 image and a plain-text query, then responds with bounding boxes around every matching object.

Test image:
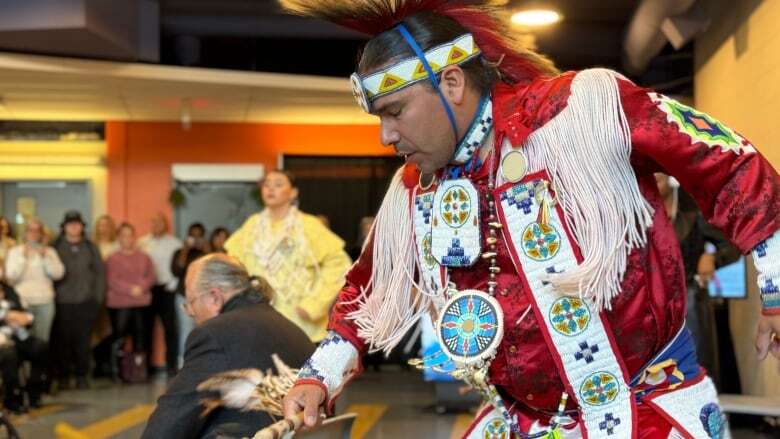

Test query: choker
[451,96,493,165]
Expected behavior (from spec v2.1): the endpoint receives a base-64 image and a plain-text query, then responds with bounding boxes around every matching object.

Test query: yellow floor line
[449,414,474,439]
[345,403,388,439]
[54,404,155,439]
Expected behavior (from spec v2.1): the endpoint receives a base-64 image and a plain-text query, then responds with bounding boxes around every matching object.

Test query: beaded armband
[752,232,780,315]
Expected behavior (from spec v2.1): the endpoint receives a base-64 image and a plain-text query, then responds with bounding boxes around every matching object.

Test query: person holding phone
[5,219,65,342]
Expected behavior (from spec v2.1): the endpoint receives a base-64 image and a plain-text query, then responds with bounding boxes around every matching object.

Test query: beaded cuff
[752,231,780,315]
[295,331,361,410]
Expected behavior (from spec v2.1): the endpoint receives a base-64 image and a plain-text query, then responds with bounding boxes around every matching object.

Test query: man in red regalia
[279,1,780,437]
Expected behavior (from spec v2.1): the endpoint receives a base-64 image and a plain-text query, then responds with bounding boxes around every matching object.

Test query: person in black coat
[0,283,48,412]
[142,253,315,439]
[51,210,105,389]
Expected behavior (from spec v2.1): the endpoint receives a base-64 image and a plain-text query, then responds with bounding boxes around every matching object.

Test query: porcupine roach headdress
[279,0,558,86]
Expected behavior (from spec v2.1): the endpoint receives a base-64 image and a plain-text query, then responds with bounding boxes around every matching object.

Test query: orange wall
[106,121,387,234]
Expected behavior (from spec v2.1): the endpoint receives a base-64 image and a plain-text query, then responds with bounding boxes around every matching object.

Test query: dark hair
[117,222,135,233]
[358,12,499,96]
[209,227,229,245]
[0,217,12,239]
[188,222,206,236]
[262,169,297,188]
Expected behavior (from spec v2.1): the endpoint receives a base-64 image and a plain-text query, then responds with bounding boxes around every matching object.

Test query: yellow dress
[225,208,352,341]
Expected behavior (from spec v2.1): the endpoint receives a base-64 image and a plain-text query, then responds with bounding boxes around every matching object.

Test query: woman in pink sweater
[103,223,156,380]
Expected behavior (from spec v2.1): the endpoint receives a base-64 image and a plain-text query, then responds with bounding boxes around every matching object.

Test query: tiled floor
[7,368,778,438]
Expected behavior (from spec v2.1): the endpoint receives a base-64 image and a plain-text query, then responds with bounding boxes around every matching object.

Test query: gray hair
[192,254,252,296]
[190,253,276,301]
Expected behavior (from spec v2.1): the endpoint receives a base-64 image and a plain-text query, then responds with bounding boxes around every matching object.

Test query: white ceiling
[0,51,376,125]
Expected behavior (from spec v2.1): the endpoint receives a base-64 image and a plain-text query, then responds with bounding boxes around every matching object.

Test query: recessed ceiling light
[511,9,562,27]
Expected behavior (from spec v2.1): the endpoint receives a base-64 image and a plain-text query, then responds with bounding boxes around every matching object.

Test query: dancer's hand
[756,314,780,371]
[283,384,325,429]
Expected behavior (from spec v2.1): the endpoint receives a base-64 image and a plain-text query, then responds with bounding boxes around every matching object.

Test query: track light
[511,9,562,27]
[181,97,192,131]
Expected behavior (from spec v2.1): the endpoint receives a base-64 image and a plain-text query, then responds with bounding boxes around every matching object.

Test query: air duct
[0,0,159,62]
[623,0,708,74]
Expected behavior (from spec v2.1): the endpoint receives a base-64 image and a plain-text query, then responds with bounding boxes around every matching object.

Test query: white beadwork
[431,179,482,268]
[648,376,729,439]
[413,189,447,308]
[358,34,480,102]
[297,331,359,403]
[752,231,780,311]
[452,99,493,165]
[497,177,634,437]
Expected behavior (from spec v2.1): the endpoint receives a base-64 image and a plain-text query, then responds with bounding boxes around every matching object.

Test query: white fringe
[346,169,432,354]
[348,68,655,350]
[523,68,655,310]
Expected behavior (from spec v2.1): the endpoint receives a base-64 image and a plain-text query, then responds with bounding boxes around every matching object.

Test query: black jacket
[673,190,740,284]
[141,289,315,439]
[171,247,206,296]
[52,235,105,304]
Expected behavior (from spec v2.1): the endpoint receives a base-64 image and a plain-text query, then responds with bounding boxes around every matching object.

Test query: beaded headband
[350,33,481,112]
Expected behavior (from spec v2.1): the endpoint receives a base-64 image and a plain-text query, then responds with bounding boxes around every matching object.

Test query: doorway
[0,180,91,239]
[283,155,404,254]
[173,181,259,238]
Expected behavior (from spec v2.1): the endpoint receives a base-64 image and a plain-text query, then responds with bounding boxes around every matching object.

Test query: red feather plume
[278,0,559,84]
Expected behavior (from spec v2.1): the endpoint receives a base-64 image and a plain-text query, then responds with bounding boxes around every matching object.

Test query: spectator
[0,217,17,270]
[208,227,230,254]
[656,173,740,387]
[225,170,352,342]
[138,213,181,377]
[0,283,48,412]
[93,214,119,259]
[51,210,105,390]
[100,223,156,381]
[141,254,314,439]
[91,214,119,378]
[171,222,207,369]
[4,219,65,341]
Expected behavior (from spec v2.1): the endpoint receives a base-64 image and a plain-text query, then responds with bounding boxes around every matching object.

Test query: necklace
[427,94,502,367]
[416,103,572,438]
[430,96,494,269]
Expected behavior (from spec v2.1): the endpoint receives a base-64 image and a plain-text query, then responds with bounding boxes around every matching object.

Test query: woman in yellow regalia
[225,170,352,342]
